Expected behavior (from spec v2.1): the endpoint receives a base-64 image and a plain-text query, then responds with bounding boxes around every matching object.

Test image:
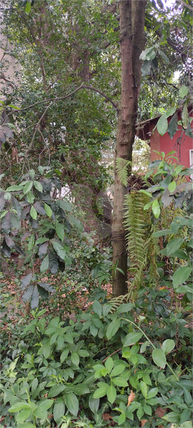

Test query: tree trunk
[112,0,147,296]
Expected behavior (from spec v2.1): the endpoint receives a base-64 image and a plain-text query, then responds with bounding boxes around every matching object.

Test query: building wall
[150,125,193,168]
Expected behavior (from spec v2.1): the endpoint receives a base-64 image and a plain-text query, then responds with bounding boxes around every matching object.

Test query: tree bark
[112,0,147,296]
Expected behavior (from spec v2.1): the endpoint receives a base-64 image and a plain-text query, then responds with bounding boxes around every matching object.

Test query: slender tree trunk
[112,0,147,296]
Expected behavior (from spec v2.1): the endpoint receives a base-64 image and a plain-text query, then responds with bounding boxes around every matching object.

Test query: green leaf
[9,402,31,412]
[168,181,176,193]
[16,424,35,428]
[166,107,176,118]
[58,199,72,212]
[106,319,120,340]
[88,396,99,413]
[60,349,69,363]
[152,199,160,218]
[173,266,192,288]
[27,191,35,204]
[48,385,66,398]
[105,357,114,373]
[52,240,66,261]
[111,364,125,377]
[92,300,102,318]
[21,273,33,289]
[157,113,168,136]
[71,352,79,366]
[166,237,183,256]
[152,349,166,368]
[68,214,83,232]
[179,85,188,98]
[65,393,79,416]
[140,381,148,398]
[53,399,65,423]
[44,203,52,218]
[23,181,33,194]
[93,383,108,398]
[162,411,179,423]
[56,222,65,241]
[182,101,188,128]
[146,387,158,400]
[168,113,178,139]
[27,234,34,252]
[112,376,128,387]
[6,184,22,191]
[118,413,126,425]
[34,181,43,193]
[162,339,175,355]
[30,206,37,220]
[116,303,134,313]
[16,408,32,423]
[107,384,116,404]
[123,332,142,347]
[40,254,49,273]
[31,285,39,309]
[25,2,31,14]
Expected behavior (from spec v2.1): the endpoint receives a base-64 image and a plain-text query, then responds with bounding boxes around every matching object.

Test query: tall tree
[112,0,147,296]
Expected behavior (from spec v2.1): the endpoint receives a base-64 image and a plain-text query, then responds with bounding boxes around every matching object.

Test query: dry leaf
[155,407,165,418]
[141,420,148,427]
[102,413,113,421]
[127,390,135,406]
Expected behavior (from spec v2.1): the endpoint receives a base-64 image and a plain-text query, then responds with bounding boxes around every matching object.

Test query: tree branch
[177,0,193,11]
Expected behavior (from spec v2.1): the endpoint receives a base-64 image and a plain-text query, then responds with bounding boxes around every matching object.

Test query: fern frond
[116,158,132,186]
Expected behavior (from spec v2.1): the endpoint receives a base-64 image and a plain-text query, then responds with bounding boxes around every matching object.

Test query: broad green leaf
[6,184,22,191]
[146,387,158,400]
[16,424,35,428]
[162,339,175,355]
[44,203,52,218]
[157,113,168,136]
[53,399,65,423]
[118,413,126,425]
[116,303,134,313]
[168,113,178,139]
[123,332,142,347]
[52,240,66,261]
[93,382,108,398]
[21,273,33,289]
[31,285,39,309]
[71,352,79,366]
[56,222,65,241]
[180,422,193,428]
[105,357,113,373]
[48,384,66,398]
[58,199,72,212]
[40,254,49,272]
[16,408,32,423]
[38,242,48,257]
[152,199,160,218]
[88,396,99,413]
[166,107,176,118]
[106,319,120,340]
[140,381,148,398]
[92,300,102,318]
[25,2,31,14]
[29,169,35,179]
[28,234,35,251]
[9,402,31,412]
[30,206,37,220]
[162,411,179,423]
[111,364,125,377]
[173,266,192,288]
[23,181,33,194]
[179,85,188,98]
[68,214,83,232]
[34,181,43,193]
[152,349,166,368]
[112,376,128,387]
[27,191,35,204]
[168,181,176,193]
[165,238,183,256]
[65,393,79,416]
[60,349,69,363]
[107,384,116,404]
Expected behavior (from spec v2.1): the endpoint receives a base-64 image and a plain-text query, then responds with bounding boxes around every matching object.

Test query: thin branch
[8,83,118,114]
[177,0,193,11]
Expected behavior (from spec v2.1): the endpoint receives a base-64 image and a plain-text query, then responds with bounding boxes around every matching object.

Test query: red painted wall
[150,125,193,168]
